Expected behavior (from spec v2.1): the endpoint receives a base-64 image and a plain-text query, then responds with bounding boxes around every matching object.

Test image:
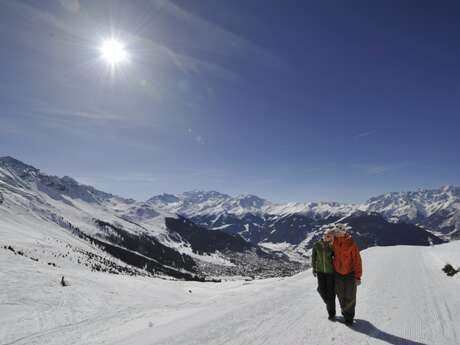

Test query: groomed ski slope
[1,242,459,345]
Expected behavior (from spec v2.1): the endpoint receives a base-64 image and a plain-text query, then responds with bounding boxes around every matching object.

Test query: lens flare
[100,38,128,67]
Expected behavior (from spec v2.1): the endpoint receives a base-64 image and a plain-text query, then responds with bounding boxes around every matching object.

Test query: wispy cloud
[355,130,376,138]
[7,93,153,127]
[150,0,284,70]
[352,163,405,175]
[302,163,338,174]
[8,97,129,124]
[5,102,160,153]
[76,167,224,187]
[2,1,242,82]
[35,107,123,122]
[57,0,80,13]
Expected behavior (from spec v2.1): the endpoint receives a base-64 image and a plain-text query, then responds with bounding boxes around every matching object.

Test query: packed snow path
[1,243,459,345]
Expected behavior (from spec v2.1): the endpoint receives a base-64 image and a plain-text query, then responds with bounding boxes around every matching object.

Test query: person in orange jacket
[332,224,362,325]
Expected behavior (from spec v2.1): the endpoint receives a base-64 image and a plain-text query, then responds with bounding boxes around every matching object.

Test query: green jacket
[311,240,334,274]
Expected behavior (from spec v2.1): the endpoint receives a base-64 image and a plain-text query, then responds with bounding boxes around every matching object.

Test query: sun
[99,38,128,67]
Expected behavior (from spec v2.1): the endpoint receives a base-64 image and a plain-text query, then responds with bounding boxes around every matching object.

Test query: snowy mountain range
[147,187,457,252]
[0,156,300,280]
[147,187,460,236]
[0,155,455,280]
[147,190,357,218]
[366,186,460,238]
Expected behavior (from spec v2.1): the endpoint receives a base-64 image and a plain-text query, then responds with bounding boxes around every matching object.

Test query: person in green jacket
[311,229,336,320]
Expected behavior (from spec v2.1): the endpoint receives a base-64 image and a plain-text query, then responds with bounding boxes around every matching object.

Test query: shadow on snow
[346,318,428,345]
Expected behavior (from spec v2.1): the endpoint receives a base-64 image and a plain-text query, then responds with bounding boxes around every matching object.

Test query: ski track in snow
[1,242,460,345]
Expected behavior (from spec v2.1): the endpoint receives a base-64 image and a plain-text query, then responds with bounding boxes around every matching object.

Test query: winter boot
[344,316,354,325]
[326,300,336,320]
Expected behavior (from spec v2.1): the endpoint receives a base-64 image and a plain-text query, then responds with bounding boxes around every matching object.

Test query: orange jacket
[333,235,362,280]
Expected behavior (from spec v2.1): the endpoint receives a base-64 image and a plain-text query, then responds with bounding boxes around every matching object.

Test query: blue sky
[1,0,459,203]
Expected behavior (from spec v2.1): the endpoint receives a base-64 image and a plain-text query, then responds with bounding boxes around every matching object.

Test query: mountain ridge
[147,186,460,237]
[2,156,457,242]
[0,156,302,279]
[3,155,457,224]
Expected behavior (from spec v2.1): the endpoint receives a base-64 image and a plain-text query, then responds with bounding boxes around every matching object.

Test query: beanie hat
[334,223,349,236]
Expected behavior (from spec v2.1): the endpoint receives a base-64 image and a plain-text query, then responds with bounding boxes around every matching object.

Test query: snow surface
[2,240,459,345]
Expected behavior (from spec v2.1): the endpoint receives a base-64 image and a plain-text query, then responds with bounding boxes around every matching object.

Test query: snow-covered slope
[0,156,179,245]
[0,157,206,279]
[0,157,301,279]
[2,238,459,344]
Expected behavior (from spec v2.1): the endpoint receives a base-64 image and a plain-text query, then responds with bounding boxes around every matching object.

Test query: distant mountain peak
[0,156,123,204]
[61,176,78,185]
[0,156,39,175]
[235,194,269,209]
[0,155,24,163]
[236,194,265,200]
[182,190,231,199]
[147,193,181,204]
[146,190,270,217]
[441,185,457,193]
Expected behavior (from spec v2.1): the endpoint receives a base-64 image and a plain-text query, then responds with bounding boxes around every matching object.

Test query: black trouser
[316,272,336,318]
[335,272,357,322]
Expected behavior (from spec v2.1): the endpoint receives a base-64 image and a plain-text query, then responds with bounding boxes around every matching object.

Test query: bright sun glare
[100,38,128,67]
